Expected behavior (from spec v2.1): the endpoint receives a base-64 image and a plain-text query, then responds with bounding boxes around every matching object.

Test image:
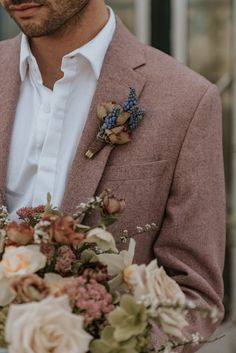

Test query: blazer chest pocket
[97,160,170,238]
[96,160,171,250]
[101,160,169,182]
[97,160,170,205]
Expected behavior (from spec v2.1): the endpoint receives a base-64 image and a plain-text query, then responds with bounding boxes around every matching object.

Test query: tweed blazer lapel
[61,19,146,214]
[0,36,21,206]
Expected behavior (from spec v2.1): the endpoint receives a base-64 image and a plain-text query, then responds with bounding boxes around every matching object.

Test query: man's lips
[9,3,42,11]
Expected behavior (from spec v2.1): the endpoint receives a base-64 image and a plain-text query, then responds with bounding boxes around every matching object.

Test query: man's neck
[30,2,109,90]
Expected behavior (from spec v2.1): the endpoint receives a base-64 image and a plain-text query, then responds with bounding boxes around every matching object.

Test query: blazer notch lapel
[61,20,147,214]
[0,36,21,206]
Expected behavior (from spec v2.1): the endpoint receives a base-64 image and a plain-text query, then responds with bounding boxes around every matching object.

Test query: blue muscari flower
[123,87,138,112]
[98,87,144,141]
[128,106,145,130]
[100,107,121,131]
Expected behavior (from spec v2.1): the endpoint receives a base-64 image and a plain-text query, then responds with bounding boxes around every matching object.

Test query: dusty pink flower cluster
[63,276,114,325]
[55,246,77,275]
[40,242,56,266]
[17,205,45,220]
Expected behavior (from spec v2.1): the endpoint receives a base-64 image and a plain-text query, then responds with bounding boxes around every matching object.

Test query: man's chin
[9,15,50,37]
[16,22,49,38]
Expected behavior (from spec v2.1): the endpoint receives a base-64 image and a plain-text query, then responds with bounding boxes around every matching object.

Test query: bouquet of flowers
[0,191,218,353]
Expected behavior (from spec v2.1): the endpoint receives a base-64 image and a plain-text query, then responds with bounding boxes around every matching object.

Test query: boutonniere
[85,88,145,159]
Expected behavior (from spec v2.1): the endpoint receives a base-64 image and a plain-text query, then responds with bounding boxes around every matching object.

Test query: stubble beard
[7,0,90,37]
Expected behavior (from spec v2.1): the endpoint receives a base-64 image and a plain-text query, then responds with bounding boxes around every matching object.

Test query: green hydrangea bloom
[90,326,138,353]
[108,295,148,342]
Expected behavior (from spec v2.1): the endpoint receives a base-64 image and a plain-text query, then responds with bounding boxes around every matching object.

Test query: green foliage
[99,214,118,227]
[80,249,98,263]
[44,193,62,216]
[108,295,148,342]
[90,326,138,353]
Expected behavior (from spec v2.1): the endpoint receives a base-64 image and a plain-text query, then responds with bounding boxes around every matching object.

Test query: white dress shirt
[6,8,116,219]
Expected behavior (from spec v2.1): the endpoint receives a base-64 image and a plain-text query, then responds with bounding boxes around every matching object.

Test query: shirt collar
[19,6,116,82]
[19,33,32,82]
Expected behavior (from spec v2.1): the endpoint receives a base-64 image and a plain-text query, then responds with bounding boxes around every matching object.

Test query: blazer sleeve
[153,83,226,352]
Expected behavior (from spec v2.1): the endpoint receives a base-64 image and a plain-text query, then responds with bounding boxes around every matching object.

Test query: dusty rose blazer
[0,18,225,352]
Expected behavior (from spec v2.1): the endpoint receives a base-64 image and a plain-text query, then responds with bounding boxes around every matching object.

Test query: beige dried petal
[117,112,130,126]
[97,102,121,120]
[109,131,131,145]
[106,126,124,136]
[97,104,108,120]
[104,102,121,113]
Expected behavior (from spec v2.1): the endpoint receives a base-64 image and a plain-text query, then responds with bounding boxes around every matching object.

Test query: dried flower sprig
[85,88,145,159]
[120,223,159,243]
[0,207,8,255]
[0,206,9,229]
[152,300,219,323]
[73,197,103,220]
[156,334,226,353]
[73,190,125,228]
[0,307,8,348]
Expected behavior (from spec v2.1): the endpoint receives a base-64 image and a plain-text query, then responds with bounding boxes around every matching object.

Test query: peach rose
[46,216,85,245]
[0,245,46,306]
[6,222,34,246]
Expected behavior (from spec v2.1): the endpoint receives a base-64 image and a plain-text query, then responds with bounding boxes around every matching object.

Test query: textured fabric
[6,7,116,219]
[0,17,225,353]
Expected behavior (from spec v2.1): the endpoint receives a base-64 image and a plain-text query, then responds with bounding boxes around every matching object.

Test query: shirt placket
[32,59,77,206]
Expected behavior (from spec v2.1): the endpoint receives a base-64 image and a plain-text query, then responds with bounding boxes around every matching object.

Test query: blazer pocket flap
[103,160,169,181]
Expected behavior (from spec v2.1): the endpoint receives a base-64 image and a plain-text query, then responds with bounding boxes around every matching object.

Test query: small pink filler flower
[63,277,114,325]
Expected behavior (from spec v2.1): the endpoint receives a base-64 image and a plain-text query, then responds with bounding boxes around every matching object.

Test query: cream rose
[98,238,135,276]
[86,228,118,252]
[124,260,188,338]
[0,245,46,306]
[0,245,46,278]
[5,296,92,353]
[97,239,136,291]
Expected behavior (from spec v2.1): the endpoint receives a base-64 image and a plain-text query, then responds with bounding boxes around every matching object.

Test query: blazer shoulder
[135,43,221,134]
[0,35,21,64]
[141,43,214,98]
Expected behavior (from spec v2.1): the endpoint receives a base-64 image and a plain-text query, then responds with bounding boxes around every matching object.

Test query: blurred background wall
[0,0,235,351]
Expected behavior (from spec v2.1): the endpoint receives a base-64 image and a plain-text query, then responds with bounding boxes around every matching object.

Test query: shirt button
[43,102,51,114]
